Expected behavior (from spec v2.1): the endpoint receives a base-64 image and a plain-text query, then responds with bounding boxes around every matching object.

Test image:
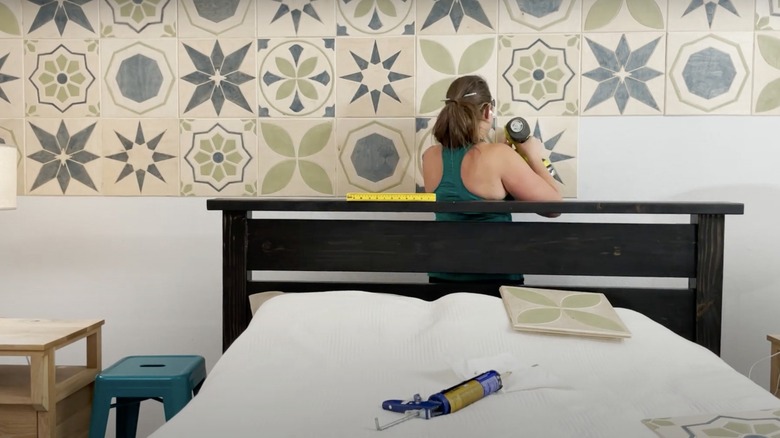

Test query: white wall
[1,116,779,436]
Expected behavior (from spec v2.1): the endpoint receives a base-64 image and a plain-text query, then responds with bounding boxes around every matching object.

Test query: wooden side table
[0,319,104,438]
[768,334,780,397]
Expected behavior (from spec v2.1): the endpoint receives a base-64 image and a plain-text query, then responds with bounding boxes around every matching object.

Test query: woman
[421,75,562,284]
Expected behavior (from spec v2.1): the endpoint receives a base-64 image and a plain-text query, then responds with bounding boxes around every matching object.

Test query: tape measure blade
[345,192,436,202]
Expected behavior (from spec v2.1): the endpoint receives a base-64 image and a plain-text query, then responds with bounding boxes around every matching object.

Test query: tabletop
[0,318,104,352]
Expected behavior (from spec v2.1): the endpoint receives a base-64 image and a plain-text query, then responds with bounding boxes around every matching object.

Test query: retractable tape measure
[345,192,436,202]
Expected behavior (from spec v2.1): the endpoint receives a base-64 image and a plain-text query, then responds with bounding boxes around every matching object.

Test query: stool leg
[162,383,193,421]
[88,390,112,438]
[116,397,144,438]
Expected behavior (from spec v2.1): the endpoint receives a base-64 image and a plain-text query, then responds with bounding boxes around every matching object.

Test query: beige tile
[336,0,415,36]
[417,0,498,35]
[22,0,99,38]
[668,0,755,31]
[255,0,337,36]
[100,0,178,38]
[101,39,178,118]
[497,34,581,117]
[580,32,666,116]
[257,118,336,196]
[101,118,180,196]
[756,0,780,30]
[25,118,102,196]
[336,37,415,117]
[0,39,24,118]
[0,0,23,37]
[335,117,415,195]
[752,31,780,115]
[257,38,335,117]
[582,0,667,31]
[498,0,582,33]
[416,35,498,117]
[666,32,753,115]
[0,118,25,196]
[414,117,436,192]
[179,118,258,196]
[24,39,101,118]
[178,0,255,37]
[178,38,256,118]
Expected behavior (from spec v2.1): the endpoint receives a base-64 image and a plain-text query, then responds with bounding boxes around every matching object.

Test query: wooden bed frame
[206,199,743,356]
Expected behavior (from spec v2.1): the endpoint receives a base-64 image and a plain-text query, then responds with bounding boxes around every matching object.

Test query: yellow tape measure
[345,192,436,202]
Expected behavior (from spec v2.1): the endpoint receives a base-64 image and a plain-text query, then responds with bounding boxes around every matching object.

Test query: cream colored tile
[25,118,102,196]
[101,39,178,118]
[582,0,667,31]
[101,118,180,196]
[580,32,666,116]
[666,32,753,115]
[256,0,337,36]
[416,35,498,117]
[335,117,415,195]
[179,118,258,196]
[178,38,256,118]
[0,39,24,118]
[22,0,99,38]
[336,0,415,36]
[414,117,436,192]
[417,0,498,35]
[497,34,581,117]
[498,0,582,33]
[756,0,780,30]
[257,38,335,117]
[0,118,25,196]
[0,0,23,37]
[178,0,255,37]
[336,37,415,117]
[752,31,780,114]
[24,39,100,118]
[257,118,336,196]
[100,0,177,38]
[668,0,755,31]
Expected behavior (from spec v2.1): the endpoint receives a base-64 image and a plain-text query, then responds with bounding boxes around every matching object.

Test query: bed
[149,199,780,438]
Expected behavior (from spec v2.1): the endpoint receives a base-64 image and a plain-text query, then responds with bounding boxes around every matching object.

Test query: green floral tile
[0,118,25,196]
[258,119,336,196]
[336,0,415,36]
[100,0,177,38]
[756,0,780,31]
[582,0,667,32]
[0,0,22,37]
[498,0,581,33]
[753,31,780,114]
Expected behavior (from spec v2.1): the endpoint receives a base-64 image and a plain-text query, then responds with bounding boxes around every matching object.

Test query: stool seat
[89,355,207,438]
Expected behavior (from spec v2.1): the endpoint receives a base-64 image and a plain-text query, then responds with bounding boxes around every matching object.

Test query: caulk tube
[427,370,503,415]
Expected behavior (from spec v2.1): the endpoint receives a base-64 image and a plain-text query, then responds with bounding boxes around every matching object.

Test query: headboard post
[222,210,250,352]
[692,213,726,355]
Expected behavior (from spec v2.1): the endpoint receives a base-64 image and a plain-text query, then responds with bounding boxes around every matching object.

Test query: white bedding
[150,291,780,438]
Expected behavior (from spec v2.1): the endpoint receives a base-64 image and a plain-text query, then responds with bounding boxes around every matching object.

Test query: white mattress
[150,291,780,438]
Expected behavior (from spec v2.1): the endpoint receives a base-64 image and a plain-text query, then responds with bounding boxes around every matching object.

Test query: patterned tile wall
[0,0,778,200]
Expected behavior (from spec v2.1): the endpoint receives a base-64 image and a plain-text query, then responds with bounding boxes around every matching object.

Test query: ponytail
[431,75,493,150]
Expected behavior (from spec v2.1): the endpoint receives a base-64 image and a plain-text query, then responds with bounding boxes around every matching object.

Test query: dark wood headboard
[206,199,744,356]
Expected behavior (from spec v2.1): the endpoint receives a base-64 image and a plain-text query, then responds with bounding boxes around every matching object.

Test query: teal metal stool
[89,355,207,438]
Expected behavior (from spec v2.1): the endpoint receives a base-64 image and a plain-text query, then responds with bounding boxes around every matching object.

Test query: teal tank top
[429,146,524,284]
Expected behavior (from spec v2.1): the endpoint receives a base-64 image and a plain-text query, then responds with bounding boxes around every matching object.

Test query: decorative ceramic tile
[643,408,780,438]
[178,0,255,37]
[179,118,257,196]
[335,117,414,194]
[0,0,23,37]
[257,38,335,117]
[257,118,336,196]
[416,0,498,34]
[753,31,780,114]
[101,39,177,117]
[497,34,580,117]
[25,118,102,195]
[336,0,415,36]
[582,0,667,32]
[756,0,780,30]
[0,39,24,118]
[24,39,100,118]
[178,38,256,117]
[101,118,179,195]
[100,0,177,38]
[0,118,26,195]
[22,0,99,38]
[581,32,666,116]
[666,32,753,115]
[413,116,435,192]
[668,0,755,31]
[496,115,578,198]
[416,35,498,116]
[336,37,414,117]
[255,0,337,36]
[498,0,582,33]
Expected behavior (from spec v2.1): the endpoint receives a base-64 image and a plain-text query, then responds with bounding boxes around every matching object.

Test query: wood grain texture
[223,211,250,352]
[694,214,725,356]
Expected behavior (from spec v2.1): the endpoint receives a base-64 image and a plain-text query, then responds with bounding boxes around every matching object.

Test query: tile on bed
[643,408,780,437]
[0,118,25,196]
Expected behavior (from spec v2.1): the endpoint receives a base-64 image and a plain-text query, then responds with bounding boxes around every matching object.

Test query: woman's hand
[516,136,544,161]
